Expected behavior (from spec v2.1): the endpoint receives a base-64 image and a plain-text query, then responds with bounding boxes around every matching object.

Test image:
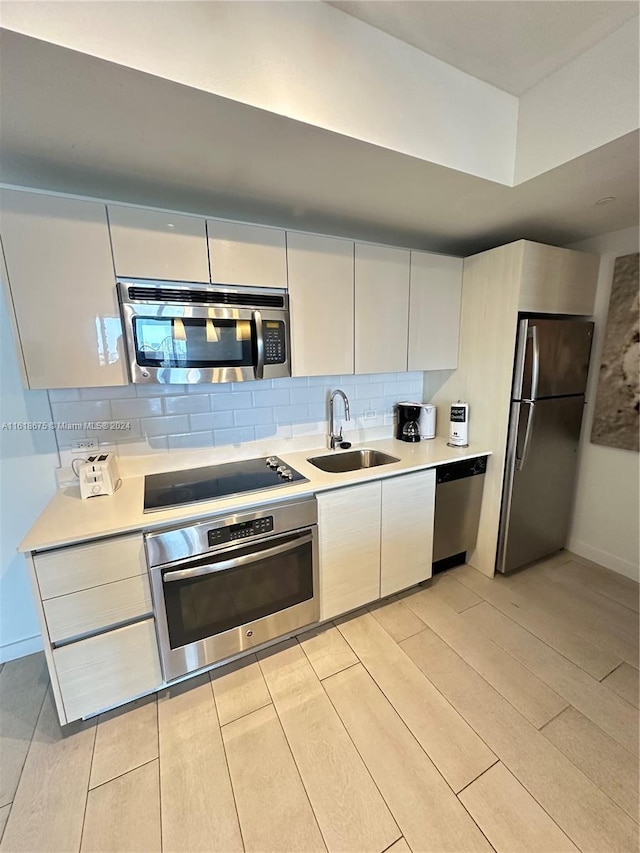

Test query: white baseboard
[567,538,640,582]
[0,633,44,664]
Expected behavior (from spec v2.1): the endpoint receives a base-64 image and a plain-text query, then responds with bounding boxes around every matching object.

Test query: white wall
[0,0,518,185]
[567,227,639,580]
[0,260,59,662]
[515,19,640,183]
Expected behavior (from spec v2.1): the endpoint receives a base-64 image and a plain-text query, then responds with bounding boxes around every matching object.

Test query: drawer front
[35,534,146,599]
[44,574,153,645]
[53,619,163,722]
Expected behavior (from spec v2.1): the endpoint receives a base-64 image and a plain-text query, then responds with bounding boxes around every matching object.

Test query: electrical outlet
[71,438,97,453]
[364,410,377,420]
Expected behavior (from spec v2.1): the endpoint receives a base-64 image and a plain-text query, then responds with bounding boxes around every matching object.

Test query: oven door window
[162,533,314,649]
[132,317,255,368]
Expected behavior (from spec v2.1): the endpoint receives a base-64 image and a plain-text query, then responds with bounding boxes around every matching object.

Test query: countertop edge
[20,439,492,553]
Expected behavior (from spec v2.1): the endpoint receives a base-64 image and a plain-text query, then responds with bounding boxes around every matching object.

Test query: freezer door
[497,396,585,573]
[518,318,593,400]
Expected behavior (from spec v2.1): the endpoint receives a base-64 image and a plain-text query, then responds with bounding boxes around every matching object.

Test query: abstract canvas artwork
[590,252,639,452]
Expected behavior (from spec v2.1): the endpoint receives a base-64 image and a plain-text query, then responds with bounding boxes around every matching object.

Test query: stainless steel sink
[307,449,400,473]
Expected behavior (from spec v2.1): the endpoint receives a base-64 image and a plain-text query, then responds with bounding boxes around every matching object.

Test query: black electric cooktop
[143,456,308,513]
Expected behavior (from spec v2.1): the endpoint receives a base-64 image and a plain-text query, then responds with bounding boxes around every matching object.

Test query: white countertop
[20,437,490,553]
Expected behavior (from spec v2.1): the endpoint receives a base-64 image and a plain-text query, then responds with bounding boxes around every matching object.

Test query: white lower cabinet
[318,481,382,621]
[53,619,162,722]
[380,469,435,597]
[318,470,436,620]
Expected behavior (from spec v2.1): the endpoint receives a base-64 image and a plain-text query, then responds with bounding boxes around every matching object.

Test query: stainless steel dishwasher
[433,456,487,571]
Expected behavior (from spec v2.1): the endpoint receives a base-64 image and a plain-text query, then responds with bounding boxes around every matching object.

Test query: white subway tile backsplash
[307,402,327,421]
[356,382,385,399]
[141,415,190,437]
[48,388,81,403]
[79,386,137,401]
[290,386,326,404]
[50,400,111,423]
[48,373,425,457]
[253,423,279,441]
[253,388,290,408]
[273,376,309,389]
[136,383,189,397]
[189,411,234,432]
[111,397,163,419]
[274,404,308,424]
[234,408,274,427]
[211,392,253,411]
[167,431,214,450]
[230,380,273,393]
[213,426,255,446]
[164,395,211,415]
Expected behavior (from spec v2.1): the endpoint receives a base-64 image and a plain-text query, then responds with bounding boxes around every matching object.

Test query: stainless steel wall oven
[118,279,291,384]
[145,497,318,681]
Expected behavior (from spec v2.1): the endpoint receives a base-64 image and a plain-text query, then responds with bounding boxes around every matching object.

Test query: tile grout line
[85,756,159,795]
[317,662,404,845]
[454,573,626,683]
[332,618,499,800]
[537,703,571,732]
[4,679,49,817]
[255,648,330,853]
[207,675,247,853]
[77,715,98,853]
[454,758,500,797]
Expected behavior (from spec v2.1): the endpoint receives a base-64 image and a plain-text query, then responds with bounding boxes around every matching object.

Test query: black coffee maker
[396,402,422,442]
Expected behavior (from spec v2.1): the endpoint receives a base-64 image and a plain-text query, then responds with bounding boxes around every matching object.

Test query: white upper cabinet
[408,251,463,371]
[518,241,599,315]
[355,243,410,374]
[287,232,354,377]
[208,220,287,288]
[108,205,209,282]
[0,190,128,389]
[380,470,435,597]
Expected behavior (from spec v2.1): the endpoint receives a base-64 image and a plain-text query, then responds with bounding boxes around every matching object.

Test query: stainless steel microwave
[117,279,291,384]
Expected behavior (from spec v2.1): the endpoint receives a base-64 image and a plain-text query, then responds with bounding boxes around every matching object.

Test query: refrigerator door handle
[529,324,540,401]
[515,401,535,470]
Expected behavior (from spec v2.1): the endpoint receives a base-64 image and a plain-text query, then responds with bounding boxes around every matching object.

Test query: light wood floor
[1,551,638,853]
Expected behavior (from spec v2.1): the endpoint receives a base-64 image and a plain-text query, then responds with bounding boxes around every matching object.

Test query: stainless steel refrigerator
[496,317,594,573]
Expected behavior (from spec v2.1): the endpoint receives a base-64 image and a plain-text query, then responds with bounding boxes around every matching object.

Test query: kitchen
[3,4,637,849]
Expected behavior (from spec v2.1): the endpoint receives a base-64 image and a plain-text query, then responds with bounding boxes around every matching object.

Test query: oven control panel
[264,321,286,365]
[208,516,274,547]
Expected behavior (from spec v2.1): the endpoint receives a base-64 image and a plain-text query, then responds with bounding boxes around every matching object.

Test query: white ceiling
[1,30,637,257]
[328,1,639,95]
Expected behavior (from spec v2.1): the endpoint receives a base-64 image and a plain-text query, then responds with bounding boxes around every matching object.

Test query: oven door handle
[161,532,313,583]
[253,310,264,380]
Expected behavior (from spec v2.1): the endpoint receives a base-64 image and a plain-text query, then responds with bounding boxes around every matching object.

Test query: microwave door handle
[162,532,313,583]
[253,309,264,379]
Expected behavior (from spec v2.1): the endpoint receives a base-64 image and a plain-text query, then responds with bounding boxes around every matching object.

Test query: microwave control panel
[264,321,287,364]
[208,516,274,547]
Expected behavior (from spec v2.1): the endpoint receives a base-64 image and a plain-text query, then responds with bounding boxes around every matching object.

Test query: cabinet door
[208,220,287,288]
[108,205,209,282]
[408,252,463,370]
[317,481,381,620]
[0,190,127,389]
[518,242,599,315]
[44,574,153,644]
[53,618,163,722]
[355,243,410,374]
[287,232,354,377]
[34,533,146,599]
[381,470,435,597]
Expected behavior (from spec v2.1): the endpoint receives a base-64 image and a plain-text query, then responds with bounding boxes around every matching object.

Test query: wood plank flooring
[0,551,638,852]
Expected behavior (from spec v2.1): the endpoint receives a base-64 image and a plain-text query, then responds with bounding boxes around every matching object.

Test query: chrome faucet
[329,389,351,449]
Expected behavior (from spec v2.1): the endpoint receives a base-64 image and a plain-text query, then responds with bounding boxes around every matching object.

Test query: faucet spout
[329,389,351,450]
